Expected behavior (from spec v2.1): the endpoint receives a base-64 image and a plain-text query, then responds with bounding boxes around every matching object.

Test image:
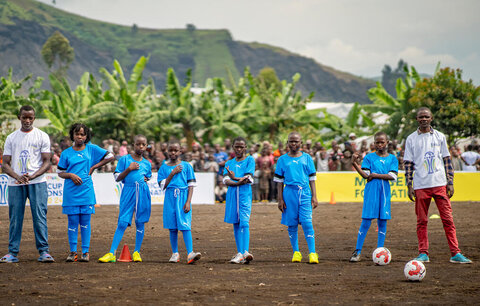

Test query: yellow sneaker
[309,253,319,264]
[132,251,142,262]
[292,251,302,263]
[98,252,116,263]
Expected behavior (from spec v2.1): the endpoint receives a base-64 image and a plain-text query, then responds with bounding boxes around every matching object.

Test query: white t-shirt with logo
[404,129,450,190]
[461,151,480,172]
[3,127,51,186]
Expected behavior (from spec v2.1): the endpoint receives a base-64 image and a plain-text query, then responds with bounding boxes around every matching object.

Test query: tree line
[1,57,479,149]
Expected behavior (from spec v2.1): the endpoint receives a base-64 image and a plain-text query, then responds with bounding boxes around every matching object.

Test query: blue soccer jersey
[158,161,196,230]
[223,156,255,225]
[274,152,317,226]
[115,155,152,184]
[273,152,316,187]
[114,154,152,225]
[360,153,399,220]
[58,143,108,206]
[157,161,196,189]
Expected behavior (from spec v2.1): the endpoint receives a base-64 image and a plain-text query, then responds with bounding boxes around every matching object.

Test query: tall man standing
[404,107,472,264]
[0,105,54,263]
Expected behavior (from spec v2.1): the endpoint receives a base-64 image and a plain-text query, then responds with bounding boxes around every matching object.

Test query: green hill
[0,0,375,102]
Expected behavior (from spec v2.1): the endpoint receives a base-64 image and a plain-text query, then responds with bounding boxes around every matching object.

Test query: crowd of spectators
[38,133,480,203]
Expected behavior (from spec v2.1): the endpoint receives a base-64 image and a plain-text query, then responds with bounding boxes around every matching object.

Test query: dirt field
[0,202,478,305]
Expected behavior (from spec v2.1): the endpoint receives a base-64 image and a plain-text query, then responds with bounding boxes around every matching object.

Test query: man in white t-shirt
[460,144,480,171]
[0,106,54,263]
[404,107,471,264]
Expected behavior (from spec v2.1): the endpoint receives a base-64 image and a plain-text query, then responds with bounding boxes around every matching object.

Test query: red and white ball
[404,260,426,281]
[372,247,391,265]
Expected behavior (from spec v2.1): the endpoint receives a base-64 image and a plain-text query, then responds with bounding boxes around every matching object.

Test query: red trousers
[415,186,460,256]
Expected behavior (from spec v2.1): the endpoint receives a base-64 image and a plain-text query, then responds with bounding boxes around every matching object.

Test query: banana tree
[0,68,44,121]
[244,69,320,142]
[315,102,375,141]
[198,77,251,144]
[363,64,423,139]
[40,72,109,137]
[160,68,205,150]
[95,56,165,141]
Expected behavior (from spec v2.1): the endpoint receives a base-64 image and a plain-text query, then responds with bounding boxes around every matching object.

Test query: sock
[233,223,242,253]
[79,214,91,254]
[109,221,128,254]
[240,223,250,253]
[134,222,145,253]
[67,214,79,252]
[169,229,179,253]
[355,218,372,253]
[377,219,387,248]
[288,225,299,252]
[301,222,316,254]
[181,230,193,254]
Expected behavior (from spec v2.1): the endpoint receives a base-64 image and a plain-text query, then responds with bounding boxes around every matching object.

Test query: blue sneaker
[450,253,472,264]
[414,253,430,263]
[0,254,19,263]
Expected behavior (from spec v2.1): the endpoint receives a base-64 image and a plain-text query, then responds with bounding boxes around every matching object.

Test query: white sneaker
[169,252,180,263]
[230,252,244,264]
[243,251,253,264]
[187,252,201,264]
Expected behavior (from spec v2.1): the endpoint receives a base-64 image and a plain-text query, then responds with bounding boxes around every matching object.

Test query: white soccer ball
[372,247,391,265]
[404,260,426,281]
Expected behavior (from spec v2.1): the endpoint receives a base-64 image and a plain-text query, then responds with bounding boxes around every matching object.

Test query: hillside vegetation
[0,0,375,102]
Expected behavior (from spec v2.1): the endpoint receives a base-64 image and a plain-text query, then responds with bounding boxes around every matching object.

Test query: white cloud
[297,39,465,79]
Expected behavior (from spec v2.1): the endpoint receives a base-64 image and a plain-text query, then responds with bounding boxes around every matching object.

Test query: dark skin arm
[183,186,194,213]
[353,152,395,182]
[115,162,140,182]
[2,153,51,184]
[309,179,318,209]
[277,182,285,212]
[89,156,115,175]
[224,166,249,186]
[58,171,82,185]
[163,164,182,189]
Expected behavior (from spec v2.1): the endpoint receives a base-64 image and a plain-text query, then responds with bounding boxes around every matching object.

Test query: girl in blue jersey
[223,137,255,264]
[58,123,114,262]
[274,132,319,264]
[99,135,152,263]
[158,141,201,264]
[349,131,398,262]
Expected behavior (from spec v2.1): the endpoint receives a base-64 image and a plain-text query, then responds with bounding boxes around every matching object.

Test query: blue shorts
[163,187,192,231]
[224,185,252,227]
[118,182,151,226]
[281,185,312,226]
[62,205,95,215]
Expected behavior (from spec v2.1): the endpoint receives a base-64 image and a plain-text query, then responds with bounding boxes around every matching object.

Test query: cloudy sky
[38,0,480,83]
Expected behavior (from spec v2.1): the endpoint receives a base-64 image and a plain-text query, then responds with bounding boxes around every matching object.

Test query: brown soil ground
[0,202,478,305]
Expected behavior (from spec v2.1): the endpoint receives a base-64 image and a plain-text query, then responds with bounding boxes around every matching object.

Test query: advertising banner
[315,172,480,203]
[0,172,215,205]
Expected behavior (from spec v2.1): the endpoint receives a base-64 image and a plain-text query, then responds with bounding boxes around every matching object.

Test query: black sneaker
[78,252,90,262]
[66,252,77,262]
[350,250,361,262]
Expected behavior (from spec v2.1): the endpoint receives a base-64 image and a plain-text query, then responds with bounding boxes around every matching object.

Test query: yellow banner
[315,172,480,203]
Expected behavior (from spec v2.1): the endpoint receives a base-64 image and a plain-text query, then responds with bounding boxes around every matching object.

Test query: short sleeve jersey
[274,152,316,187]
[157,161,196,189]
[461,151,480,172]
[404,128,450,190]
[223,156,255,180]
[115,155,152,184]
[58,143,108,206]
[361,152,398,176]
[3,127,51,186]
